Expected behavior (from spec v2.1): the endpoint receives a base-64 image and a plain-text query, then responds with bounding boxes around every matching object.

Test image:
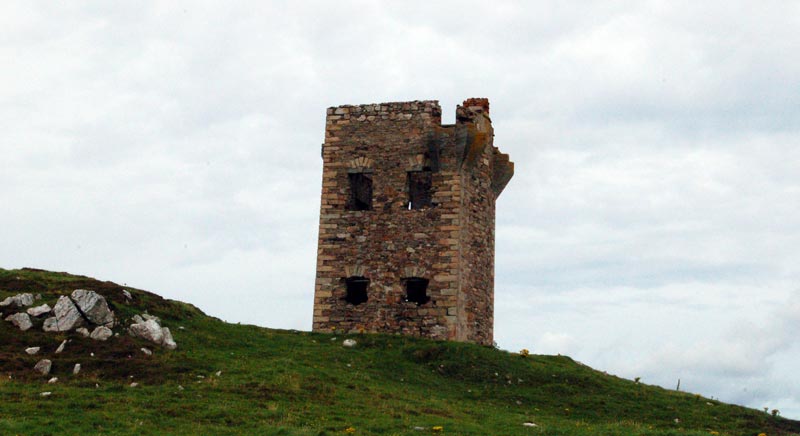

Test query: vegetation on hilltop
[1,268,798,435]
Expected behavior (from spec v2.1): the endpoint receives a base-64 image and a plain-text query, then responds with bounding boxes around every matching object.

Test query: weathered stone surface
[90,326,113,341]
[313,99,512,346]
[122,289,132,300]
[42,317,59,332]
[140,347,152,356]
[71,289,114,327]
[129,317,177,349]
[342,339,357,348]
[129,319,163,344]
[34,359,52,375]
[52,296,84,331]
[0,293,34,308]
[55,339,67,354]
[76,327,90,337]
[26,304,51,317]
[48,377,58,384]
[25,347,40,355]
[161,327,177,350]
[73,363,81,375]
[5,312,33,331]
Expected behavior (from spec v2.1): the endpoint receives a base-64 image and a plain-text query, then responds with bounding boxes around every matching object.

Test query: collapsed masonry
[312,98,513,345]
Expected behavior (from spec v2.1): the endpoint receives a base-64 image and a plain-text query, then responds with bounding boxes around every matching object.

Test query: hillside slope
[1,268,798,436]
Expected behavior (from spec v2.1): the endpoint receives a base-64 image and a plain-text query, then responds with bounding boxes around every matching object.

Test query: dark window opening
[347,173,373,211]
[344,276,369,305]
[404,277,430,305]
[407,170,432,210]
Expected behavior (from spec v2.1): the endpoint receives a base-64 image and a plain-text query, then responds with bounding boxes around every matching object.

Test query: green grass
[1,267,798,435]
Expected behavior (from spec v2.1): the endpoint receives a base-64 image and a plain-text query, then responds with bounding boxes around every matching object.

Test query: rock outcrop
[0,293,34,309]
[5,312,33,331]
[128,315,177,350]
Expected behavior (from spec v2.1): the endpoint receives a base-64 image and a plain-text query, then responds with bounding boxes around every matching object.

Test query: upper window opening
[404,277,430,305]
[347,173,373,211]
[344,276,369,305]
[407,170,432,210]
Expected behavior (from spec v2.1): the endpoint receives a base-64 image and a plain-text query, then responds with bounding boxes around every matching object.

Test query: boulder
[5,312,33,331]
[122,289,132,300]
[42,317,59,332]
[90,326,113,341]
[76,327,90,337]
[342,339,357,348]
[55,339,67,354]
[0,293,35,308]
[34,359,52,375]
[71,289,114,327]
[161,327,177,350]
[129,319,163,344]
[73,364,81,375]
[52,296,85,331]
[25,347,40,355]
[129,316,177,349]
[26,304,52,317]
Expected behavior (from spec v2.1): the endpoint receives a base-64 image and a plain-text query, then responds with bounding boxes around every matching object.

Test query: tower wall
[312,99,513,345]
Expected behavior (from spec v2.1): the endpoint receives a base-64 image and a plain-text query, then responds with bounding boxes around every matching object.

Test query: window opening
[347,173,373,211]
[407,170,432,210]
[404,277,430,305]
[344,276,369,305]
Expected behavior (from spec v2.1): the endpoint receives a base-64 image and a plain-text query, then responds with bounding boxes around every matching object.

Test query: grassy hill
[1,268,798,436]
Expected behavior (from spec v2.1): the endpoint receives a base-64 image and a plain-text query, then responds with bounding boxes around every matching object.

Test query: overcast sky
[2,1,799,419]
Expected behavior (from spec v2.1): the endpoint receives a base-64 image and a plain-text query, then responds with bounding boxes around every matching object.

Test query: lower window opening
[344,276,369,306]
[404,277,430,305]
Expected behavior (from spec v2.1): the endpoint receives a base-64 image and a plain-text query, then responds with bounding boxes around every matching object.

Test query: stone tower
[312,98,513,345]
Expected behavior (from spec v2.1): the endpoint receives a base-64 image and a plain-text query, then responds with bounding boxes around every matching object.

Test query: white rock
[140,348,152,356]
[142,313,160,323]
[129,315,178,349]
[342,339,357,348]
[90,326,113,341]
[42,317,59,332]
[25,347,40,355]
[40,392,52,397]
[55,339,67,354]
[122,289,132,300]
[215,371,222,377]
[129,319,163,344]
[5,312,33,331]
[52,296,85,331]
[523,422,538,427]
[161,327,177,350]
[73,364,81,375]
[0,293,34,308]
[34,359,52,375]
[130,382,138,388]
[48,377,58,384]
[26,304,52,317]
[76,327,91,337]
[71,289,115,327]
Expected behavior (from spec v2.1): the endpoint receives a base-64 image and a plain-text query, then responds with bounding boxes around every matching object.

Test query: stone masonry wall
[312,99,513,345]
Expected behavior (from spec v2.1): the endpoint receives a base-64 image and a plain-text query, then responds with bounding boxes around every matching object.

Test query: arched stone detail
[347,157,374,173]
[402,266,427,279]
[345,265,366,278]
[406,154,430,172]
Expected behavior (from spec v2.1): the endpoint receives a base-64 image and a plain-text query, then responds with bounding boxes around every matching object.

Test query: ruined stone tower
[312,98,513,345]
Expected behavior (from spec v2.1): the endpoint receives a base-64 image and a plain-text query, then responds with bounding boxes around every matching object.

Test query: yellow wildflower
[432,426,443,432]
[344,427,355,433]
